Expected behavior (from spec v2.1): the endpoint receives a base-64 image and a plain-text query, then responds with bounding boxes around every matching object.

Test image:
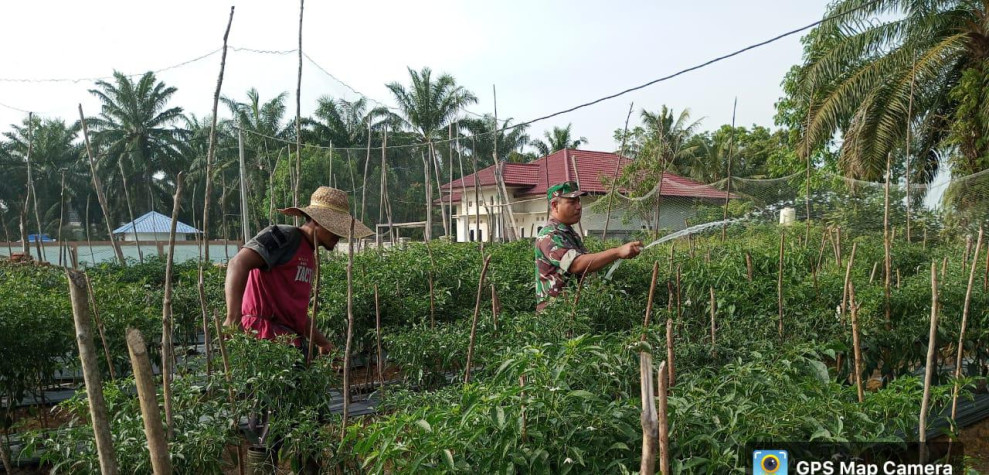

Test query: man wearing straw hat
[224,186,374,350]
[535,181,643,311]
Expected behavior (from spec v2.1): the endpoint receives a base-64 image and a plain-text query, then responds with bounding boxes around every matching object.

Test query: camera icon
[753,449,788,474]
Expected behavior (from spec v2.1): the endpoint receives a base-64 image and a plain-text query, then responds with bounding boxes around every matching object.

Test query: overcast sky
[0,1,831,151]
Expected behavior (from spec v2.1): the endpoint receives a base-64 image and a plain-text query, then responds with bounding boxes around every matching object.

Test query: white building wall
[119,232,192,242]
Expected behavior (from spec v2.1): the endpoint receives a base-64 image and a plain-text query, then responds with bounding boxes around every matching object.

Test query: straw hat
[279,187,374,239]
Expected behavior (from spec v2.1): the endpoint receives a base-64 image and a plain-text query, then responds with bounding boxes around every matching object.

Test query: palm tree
[786,0,989,182]
[459,115,532,167]
[86,71,186,223]
[530,123,587,156]
[386,67,478,238]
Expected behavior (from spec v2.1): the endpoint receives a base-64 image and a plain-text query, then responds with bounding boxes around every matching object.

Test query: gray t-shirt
[243,225,305,270]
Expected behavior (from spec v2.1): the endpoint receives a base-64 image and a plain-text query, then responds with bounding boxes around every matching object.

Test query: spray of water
[603,217,743,280]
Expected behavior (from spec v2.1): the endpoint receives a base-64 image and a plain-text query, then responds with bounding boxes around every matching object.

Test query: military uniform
[535,217,588,310]
[534,181,589,311]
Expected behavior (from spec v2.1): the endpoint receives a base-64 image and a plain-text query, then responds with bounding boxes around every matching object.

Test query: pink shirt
[241,234,314,345]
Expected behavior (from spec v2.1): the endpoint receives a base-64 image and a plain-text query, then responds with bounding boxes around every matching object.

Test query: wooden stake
[79,105,125,266]
[675,265,683,338]
[778,231,785,339]
[341,219,355,441]
[722,97,738,242]
[306,226,321,365]
[375,285,385,396]
[66,269,118,474]
[668,243,675,274]
[666,318,675,387]
[639,351,658,475]
[919,261,939,447]
[491,284,500,332]
[202,6,235,261]
[840,242,858,321]
[426,242,436,329]
[963,235,972,270]
[117,159,143,264]
[293,0,304,224]
[657,360,670,475]
[603,102,635,240]
[85,275,117,381]
[745,252,753,282]
[941,256,948,281]
[870,262,879,284]
[952,228,982,421]
[126,329,172,475]
[642,262,660,341]
[883,154,893,328]
[161,173,184,441]
[709,287,717,352]
[464,255,492,384]
[849,281,864,403]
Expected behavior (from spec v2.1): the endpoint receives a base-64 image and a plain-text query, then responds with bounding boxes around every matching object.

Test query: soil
[932,415,989,474]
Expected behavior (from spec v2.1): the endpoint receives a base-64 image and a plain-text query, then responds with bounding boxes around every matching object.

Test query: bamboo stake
[57,171,66,266]
[951,228,982,421]
[202,6,235,261]
[722,97,737,242]
[66,269,118,474]
[568,267,592,338]
[849,281,864,403]
[210,309,243,474]
[375,285,384,396]
[361,118,372,222]
[941,256,948,281]
[778,231,785,339]
[657,360,670,475]
[840,242,858,322]
[835,226,843,269]
[963,235,972,270]
[883,154,892,328]
[341,219,355,441]
[25,113,46,263]
[639,351,658,475]
[126,329,172,475]
[425,242,436,328]
[491,284,500,332]
[602,102,634,240]
[79,105,125,266]
[919,261,939,449]
[668,242,675,274]
[675,265,682,338]
[666,318,675,387]
[709,287,717,352]
[745,252,753,282]
[85,275,117,380]
[306,226,321,365]
[117,159,143,263]
[161,173,184,441]
[870,262,879,284]
[642,262,660,341]
[464,254,492,384]
[293,0,304,225]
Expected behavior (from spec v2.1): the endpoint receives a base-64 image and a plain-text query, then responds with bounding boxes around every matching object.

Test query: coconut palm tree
[529,123,587,156]
[386,67,478,238]
[787,0,989,182]
[86,71,186,223]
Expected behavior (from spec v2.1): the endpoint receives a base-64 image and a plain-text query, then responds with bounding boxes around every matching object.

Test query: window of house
[520,228,525,238]
[470,230,475,241]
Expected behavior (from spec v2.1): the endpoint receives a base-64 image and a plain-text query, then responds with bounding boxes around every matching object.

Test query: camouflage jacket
[534,218,587,310]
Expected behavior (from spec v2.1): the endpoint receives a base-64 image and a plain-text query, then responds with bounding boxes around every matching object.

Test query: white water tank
[779,207,796,226]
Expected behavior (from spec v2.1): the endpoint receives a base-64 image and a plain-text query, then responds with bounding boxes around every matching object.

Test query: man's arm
[223,247,266,328]
[568,241,643,275]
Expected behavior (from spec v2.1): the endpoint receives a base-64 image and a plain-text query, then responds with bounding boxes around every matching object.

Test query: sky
[0,1,831,153]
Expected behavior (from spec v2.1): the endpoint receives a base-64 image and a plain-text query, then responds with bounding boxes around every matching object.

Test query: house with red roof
[439,149,736,242]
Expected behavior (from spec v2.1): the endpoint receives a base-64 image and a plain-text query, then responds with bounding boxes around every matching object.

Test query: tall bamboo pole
[66,269,118,474]
[25,113,46,262]
[849,281,865,403]
[126,329,172,475]
[778,231,785,339]
[642,262,660,340]
[161,173,184,441]
[492,86,518,241]
[293,0,304,226]
[202,6,235,261]
[85,275,117,380]
[57,171,66,266]
[374,285,385,395]
[602,103,634,239]
[306,226,322,365]
[341,219,355,440]
[117,160,143,263]
[951,228,982,421]
[840,242,858,321]
[79,105,125,266]
[883,154,892,328]
[464,255,492,384]
[361,118,373,223]
[237,125,250,242]
[919,262,939,451]
[639,351,658,475]
[721,97,737,242]
[657,360,670,475]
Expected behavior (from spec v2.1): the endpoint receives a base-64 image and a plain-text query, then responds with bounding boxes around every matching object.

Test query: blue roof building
[113,211,200,241]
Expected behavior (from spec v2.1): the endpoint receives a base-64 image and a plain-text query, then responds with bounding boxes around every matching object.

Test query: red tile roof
[440,149,735,203]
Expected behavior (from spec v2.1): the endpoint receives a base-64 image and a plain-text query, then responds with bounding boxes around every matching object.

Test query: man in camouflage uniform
[535,181,642,310]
